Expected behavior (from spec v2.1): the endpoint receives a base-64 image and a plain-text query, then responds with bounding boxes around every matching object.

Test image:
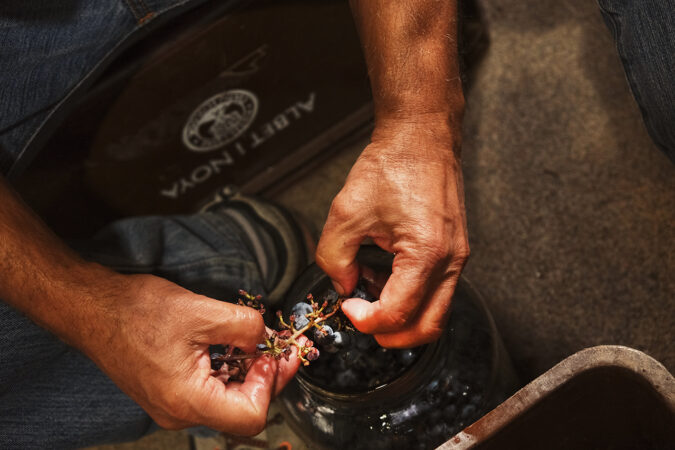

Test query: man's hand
[316,120,468,348]
[317,0,467,347]
[0,177,298,436]
[81,274,300,435]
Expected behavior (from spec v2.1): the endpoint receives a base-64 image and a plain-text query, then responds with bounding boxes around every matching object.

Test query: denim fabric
[0,211,267,448]
[0,0,217,179]
[598,0,675,162]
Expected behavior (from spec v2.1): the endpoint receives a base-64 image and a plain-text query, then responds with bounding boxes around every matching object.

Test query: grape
[353,332,376,350]
[350,288,370,300]
[323,344,340,354]
[396,349,418,366]
[323,332,351,353]
[314,325,335,344]
[293,314,309,329]
[332,331,351,347]
[443,404,458,420]
[461,404,477,420]
[323,290,339,303]
[335,368,359,388]
[290,302,313,329]
[306,347,320,361]
[291,302,313,316]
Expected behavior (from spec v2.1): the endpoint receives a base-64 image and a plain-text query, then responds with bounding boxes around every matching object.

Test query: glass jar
[277,247,519,449]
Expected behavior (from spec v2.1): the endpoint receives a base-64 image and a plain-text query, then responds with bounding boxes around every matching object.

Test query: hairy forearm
[350,0,464,129]
[0,176,122,348]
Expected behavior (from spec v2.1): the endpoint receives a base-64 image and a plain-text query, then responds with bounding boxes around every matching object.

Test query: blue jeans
[0,211,269,448]
[597,0,675,162]
[0,0,225,179]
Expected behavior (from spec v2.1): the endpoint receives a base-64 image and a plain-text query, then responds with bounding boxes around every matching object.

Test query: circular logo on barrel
[182,89,258,152]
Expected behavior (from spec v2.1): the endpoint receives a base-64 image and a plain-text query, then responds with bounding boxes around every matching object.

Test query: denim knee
[598,0,675,162]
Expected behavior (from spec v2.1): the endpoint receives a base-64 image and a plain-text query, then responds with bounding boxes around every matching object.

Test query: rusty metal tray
[439,346,675,449]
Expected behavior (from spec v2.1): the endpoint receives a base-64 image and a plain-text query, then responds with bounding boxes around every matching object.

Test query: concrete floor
[87,0,674,448]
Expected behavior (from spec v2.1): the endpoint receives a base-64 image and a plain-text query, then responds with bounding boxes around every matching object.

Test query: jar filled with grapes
[277,247,519,449]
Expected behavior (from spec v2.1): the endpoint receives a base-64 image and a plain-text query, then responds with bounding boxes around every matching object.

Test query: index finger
[315,195,365,296]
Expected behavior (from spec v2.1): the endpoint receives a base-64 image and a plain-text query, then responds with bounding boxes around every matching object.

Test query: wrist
[373,84,465,123]
[370,114,463,160]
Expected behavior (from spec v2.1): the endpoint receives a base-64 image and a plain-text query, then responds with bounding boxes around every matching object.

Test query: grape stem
[287,299,342,345]
[216,291,344,379]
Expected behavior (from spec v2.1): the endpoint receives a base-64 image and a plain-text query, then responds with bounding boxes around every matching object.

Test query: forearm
[350,0,464,129]
[319,1,468,347]
[0,176,123,348]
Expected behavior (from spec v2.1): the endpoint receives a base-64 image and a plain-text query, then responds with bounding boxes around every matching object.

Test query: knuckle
[425,245,449,263]
[382,308,413,328]
[454,242,470,262]
[412,235,449,263]
[314,251,331,272]
[328,195,351,219]
[315,250,352,275]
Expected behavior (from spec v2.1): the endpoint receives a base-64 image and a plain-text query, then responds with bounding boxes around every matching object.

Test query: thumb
[198,300,266,353]
[342,249,430,334]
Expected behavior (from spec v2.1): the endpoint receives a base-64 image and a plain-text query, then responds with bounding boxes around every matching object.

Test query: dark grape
[335,368,359,388]
[313,325,335,344]
[353,332,376,351]
[350,288,370,300]
[322,290,339,303]
[396,349,418,366]
[291,302,313,316]
[461,404,477,420]
[290,302,313,329]
[332,331,351,347]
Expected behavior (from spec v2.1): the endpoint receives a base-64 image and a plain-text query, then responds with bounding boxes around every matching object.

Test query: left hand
[316,118,469,348]
[77,274,301,436]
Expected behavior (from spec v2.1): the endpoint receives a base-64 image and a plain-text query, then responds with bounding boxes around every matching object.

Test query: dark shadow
[0,0,83,23]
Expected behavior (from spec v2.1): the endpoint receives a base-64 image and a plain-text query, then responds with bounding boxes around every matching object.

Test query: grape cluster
[288,284,423,391]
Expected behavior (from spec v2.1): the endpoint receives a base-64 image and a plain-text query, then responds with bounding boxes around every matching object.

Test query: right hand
[79,274,299,436]
[316,120,469,348]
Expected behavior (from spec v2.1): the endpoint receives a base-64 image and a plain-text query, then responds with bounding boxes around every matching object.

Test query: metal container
[440,345,675,449]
